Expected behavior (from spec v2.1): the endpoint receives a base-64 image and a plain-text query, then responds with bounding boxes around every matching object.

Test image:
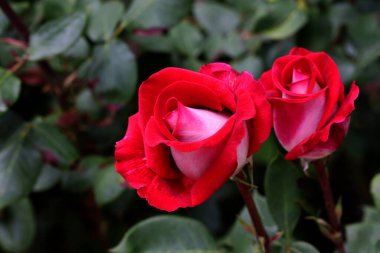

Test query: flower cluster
[115,48,359,211]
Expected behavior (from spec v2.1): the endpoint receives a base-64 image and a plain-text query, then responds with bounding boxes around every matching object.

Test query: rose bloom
[259,47,359,161]
[115,63,271,211]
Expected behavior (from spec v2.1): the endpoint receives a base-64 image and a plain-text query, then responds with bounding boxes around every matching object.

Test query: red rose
[115,63,271,211]
[260,47,359,160]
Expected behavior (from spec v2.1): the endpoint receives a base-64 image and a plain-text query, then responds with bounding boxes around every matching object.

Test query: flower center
[164,101,248,179]
[283,68,321,98]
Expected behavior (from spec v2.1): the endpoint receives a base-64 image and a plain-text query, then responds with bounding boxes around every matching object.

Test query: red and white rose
[259,47,359,160]
[115,63,271,211]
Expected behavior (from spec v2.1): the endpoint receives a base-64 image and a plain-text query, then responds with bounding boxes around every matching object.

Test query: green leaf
[94,164,125,206]
[222,32,246,58]
[0,199,36,253]
[194,2,240,35]
[61,155,104,192]
[75,88,100,114]
[0,68,21,113]
[131,35,172,53]
[203,35,224,61]
[0,112,23,147]
[169,21,203,57]
[28,12,86,60]
[220,193,277,253]
[31,120,79,166]
[261,10,307,40]
[124,0,192,29]
[78,40,137,103]
[111,216,217,253]
[63,37,89,59]
[265,157,302,243]
[362,207,380,224]
[232,55,263,79]
[346,223,380,253]
[251,133,277,165]
[291,241,319,253]
[33,164,61,192]
[0,10,8,33]
[0,127,43,209]
[87,1,124,42]
[370,173,380,211]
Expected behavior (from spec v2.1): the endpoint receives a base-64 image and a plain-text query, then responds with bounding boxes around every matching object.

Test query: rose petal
[285,82,359,160]
[273,90,327,151]
[166,102,231,142]
[115,114,155,189]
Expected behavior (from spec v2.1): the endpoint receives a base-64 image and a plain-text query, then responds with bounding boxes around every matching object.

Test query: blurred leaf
[354,43,380,78]
[33,164,61,192]
[131,35,172,53]
[265,157,302,244]
[252,133,278,165]
[73,0,100,12]
[169,21,203,57]
[298,10,332,51]
[346,222,380,253]
[61,156,105,192]
[362,207,380,224]
[348,12,380,49]
[87,1,124,42]
[111,215,217,253]
[31,120,79,166]
[220,193,277,253]
[78,40,137,103]
[63,37,89,59]
[265,39,295,66]
[329,3,356,38]
[75,88,100,114]
[291,241,319,253]
[222,32,246,58]
[0,112,23,147]
[232,55,264,79]
[0,127,42,209]
[28,12,86,60]
[180,58,203,71]
[39,0,72,19]
[334,56,356,85]
[225,0,260,11]
[370,173,380,211]
[124,0,192,29]
[0,10,8,33]
[203,34,224,61]
[261,10,307,40]
[194,2,240,35]
[0,199,35,253]
[0,68,21,113]
[94,164,125,206]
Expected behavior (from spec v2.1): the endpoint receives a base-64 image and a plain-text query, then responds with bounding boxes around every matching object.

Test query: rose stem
[235,170,272,253]
[0,0,30,42]
[313,159,346,253]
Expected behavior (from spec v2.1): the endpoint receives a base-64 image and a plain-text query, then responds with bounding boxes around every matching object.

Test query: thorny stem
[235,169,272,253]
[0,0,29,42]
[314,159,346,253]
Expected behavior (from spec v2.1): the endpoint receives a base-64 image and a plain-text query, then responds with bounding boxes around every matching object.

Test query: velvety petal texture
[259,47,359,160]
[115,63,272,211]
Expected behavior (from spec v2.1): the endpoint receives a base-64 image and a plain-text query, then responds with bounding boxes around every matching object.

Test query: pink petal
[165,102,249,179]
[273,91,327,151]
[165,102,231,142]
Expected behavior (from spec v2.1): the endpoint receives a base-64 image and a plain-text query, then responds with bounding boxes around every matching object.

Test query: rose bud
[115,63,272,211]
[259,47,359,161]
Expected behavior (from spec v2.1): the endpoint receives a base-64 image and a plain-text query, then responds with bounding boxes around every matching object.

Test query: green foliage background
[0,0,380,252]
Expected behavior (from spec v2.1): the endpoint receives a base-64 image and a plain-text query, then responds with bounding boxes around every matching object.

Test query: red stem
[0,0,29,42]
[314,160,346,253]
[235,171,272,253]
